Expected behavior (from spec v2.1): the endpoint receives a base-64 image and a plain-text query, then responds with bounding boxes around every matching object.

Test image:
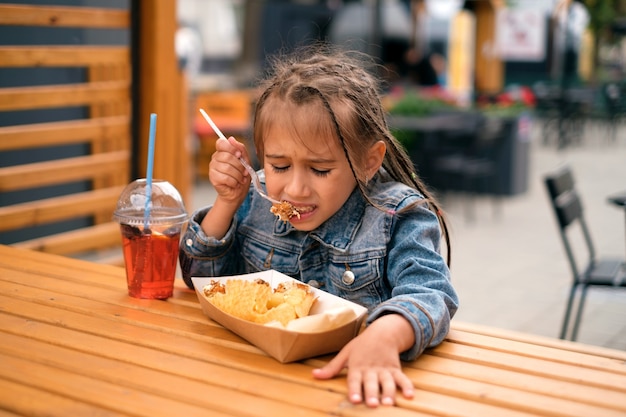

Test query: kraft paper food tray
[192,270,368,363]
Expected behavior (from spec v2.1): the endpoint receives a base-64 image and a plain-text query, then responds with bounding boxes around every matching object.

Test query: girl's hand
[201,136,252,240]
[209,136,251,206]
[312,314,415,407]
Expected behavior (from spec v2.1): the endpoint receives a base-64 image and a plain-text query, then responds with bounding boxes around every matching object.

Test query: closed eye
[312,168,330,177]
[270,165,330,177]
[270,165,289,173]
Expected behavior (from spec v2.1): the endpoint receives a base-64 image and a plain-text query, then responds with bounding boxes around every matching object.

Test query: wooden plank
[0,46,129,67]
[338,405,434,417]
[452,321,626,362]
[0,354,237,417]
[445,328,626,374]
[406,367,623,417]
[87,63,132,211]
[0,276,251,348]
[394,389,537,417]
[0,116,130,152]
[430,341,626,392]
[0,150,129,192]
[5,277,618,417]
[0,310,526,417]
[13,222,121,255]
[0,409,24,417]
[412,353,626,413]
[0,245,129,288]
[2,244,625,417]
[0,275,227,354]
[0,259,197,310]
[0,332,341,417]
[0,378,123,417]
[0,305,331,408]
[0,187,124,231]
[0,81,130,111]
[0,4,129,28]
[0,409,26,417]
[88,67,132,122]
[91,252,125,267]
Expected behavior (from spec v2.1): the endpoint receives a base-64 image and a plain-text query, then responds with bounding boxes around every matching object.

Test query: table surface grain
[1,244,625,417]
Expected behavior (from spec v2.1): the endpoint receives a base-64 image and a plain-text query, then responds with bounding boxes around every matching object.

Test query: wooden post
[473,1,504,94]
[137,0,191,204]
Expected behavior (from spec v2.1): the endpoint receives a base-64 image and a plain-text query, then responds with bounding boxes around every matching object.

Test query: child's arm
[313,198,458,408]
[200,196,241,240]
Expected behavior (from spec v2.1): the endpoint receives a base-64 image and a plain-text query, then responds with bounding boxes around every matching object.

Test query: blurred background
[1,0,625,349]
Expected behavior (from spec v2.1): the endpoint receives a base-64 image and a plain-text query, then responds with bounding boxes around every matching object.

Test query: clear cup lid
[113,179,188,226]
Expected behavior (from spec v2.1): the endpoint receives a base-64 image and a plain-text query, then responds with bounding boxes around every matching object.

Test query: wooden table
[1,244,625,417]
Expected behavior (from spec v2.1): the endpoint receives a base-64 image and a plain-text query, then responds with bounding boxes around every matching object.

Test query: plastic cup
[113,179,188,299]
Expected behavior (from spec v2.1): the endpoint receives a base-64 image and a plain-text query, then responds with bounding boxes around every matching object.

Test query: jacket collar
[272,185,367,251]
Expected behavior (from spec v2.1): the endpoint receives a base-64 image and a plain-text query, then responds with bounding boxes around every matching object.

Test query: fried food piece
[204,279,271,322]
[255,302,297,326]
[270,201,300,221]
[203,278,316,326]
[271,281,317,318]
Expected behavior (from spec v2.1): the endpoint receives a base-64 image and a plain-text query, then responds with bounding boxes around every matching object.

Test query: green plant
[388,92,452,116]
[387,92,456,149]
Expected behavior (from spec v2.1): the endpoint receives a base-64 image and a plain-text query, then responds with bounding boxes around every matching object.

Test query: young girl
[179,46,459,408]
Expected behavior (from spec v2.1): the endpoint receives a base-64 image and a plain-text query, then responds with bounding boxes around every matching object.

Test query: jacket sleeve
[366,200,459,361]
[178,206,243,288]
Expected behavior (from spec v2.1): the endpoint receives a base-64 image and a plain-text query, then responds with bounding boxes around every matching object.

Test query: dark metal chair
[602,82,625,143]
[544,165,626,341]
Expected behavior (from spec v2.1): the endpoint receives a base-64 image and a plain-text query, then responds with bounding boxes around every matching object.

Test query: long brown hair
[253,45,451,266]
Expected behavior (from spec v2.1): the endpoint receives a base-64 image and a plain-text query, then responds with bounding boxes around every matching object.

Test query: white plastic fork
[199,109,280,205]
[237,155,281,204]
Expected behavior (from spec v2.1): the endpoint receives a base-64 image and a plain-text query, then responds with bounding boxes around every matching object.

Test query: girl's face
[262,113,357,232]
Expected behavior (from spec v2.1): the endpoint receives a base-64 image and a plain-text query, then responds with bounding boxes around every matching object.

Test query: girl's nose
[284,169,310,198]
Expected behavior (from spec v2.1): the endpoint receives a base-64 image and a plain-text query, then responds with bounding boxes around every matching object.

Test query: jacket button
[342,270,355,285]
[307,280,321,289]
[186,238,193,247]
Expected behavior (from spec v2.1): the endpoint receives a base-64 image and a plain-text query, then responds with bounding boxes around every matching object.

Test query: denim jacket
[179,170,459,361]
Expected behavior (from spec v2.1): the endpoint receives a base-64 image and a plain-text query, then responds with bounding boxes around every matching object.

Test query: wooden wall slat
[0,2,189,263]
[0,81,130,111]
[0,187,124,232]
[0,151,130,192]
[0,5,129,28]
[0,46,129,67]
[0,116,130,151]
[87,62,131,222]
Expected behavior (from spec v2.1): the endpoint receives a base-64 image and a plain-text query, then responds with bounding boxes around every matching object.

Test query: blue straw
[144,113,157,229]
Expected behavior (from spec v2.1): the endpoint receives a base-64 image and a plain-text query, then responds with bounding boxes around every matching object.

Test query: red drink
[113,179,188,300]
[121,224,180,299]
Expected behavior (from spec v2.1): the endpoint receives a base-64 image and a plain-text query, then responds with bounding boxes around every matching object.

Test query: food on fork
[270,201,300,221]
[203,279,316,326]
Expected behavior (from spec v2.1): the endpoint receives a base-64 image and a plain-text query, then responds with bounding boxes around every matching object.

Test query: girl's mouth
[270,201,316,221]
[289,204,316,221]
[294,204,315,215]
